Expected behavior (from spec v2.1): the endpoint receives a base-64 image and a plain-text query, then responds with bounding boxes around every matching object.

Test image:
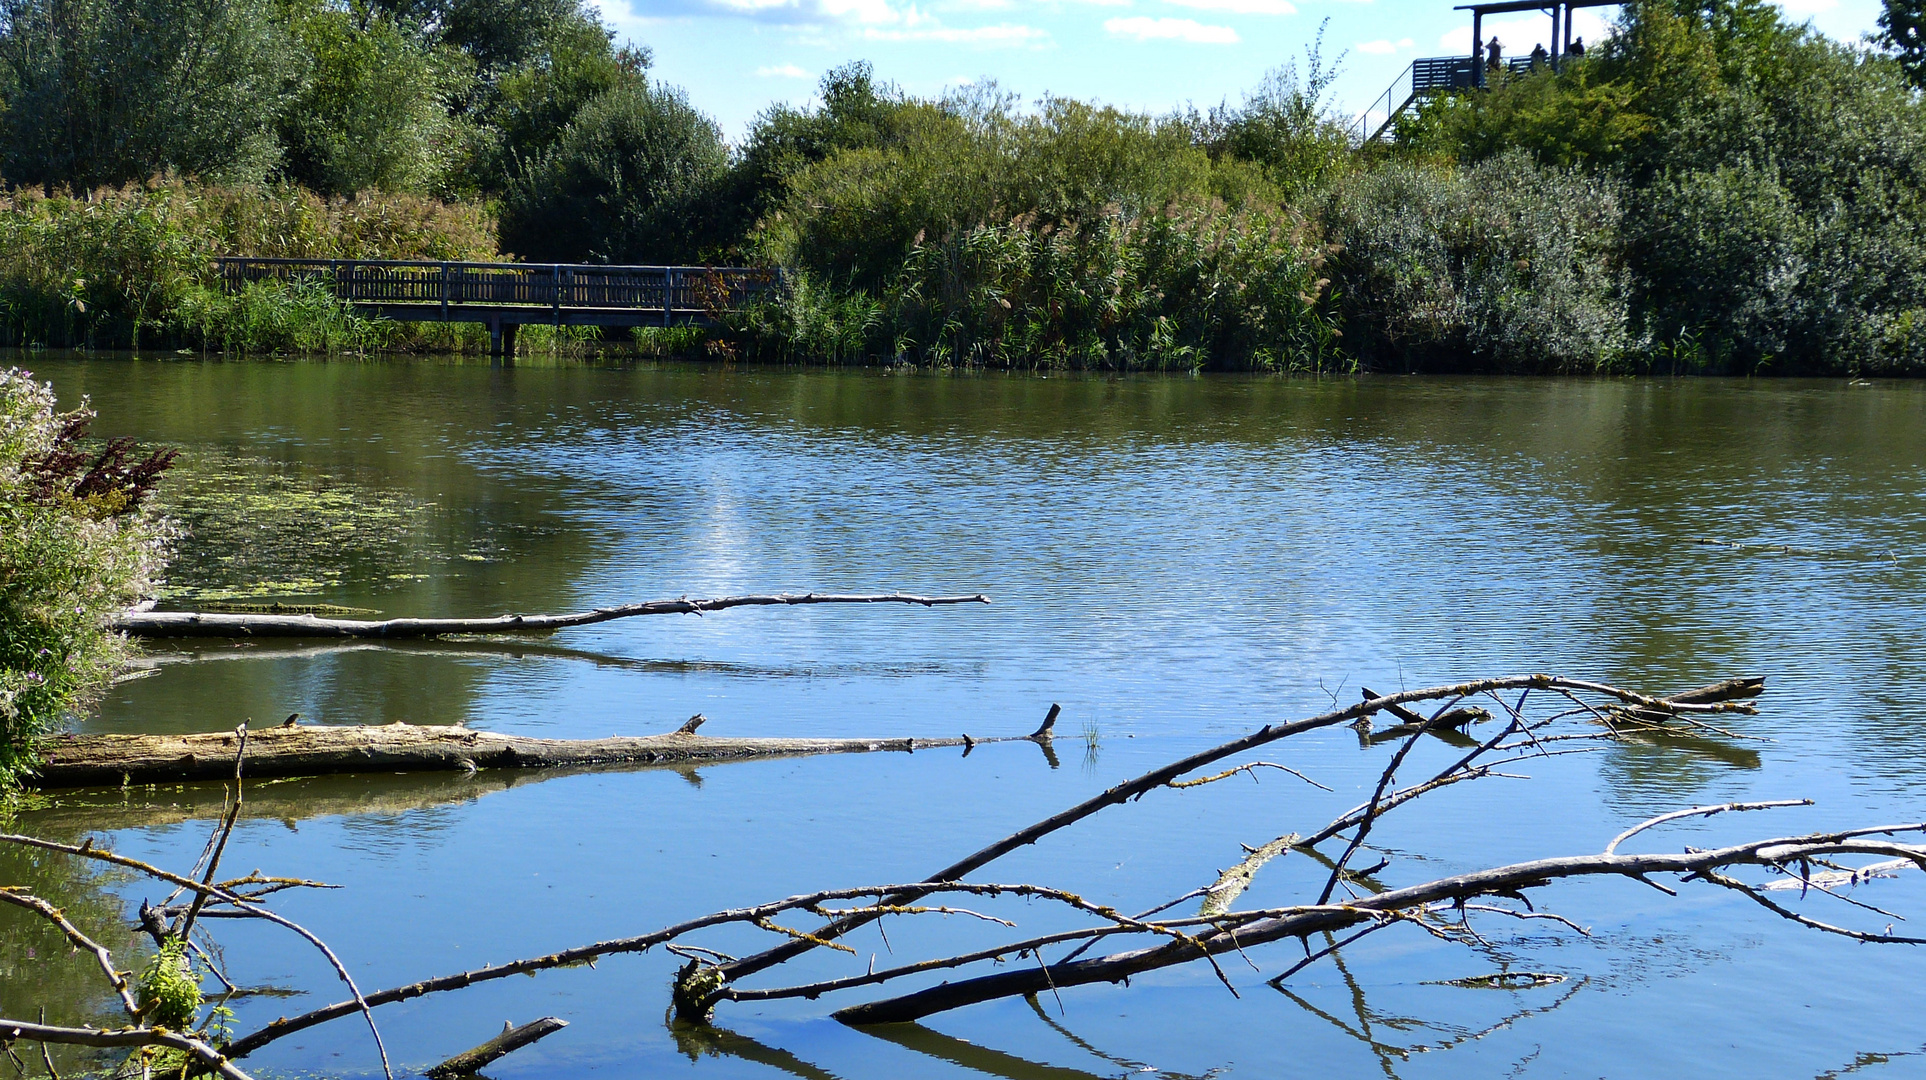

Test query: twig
[1605,800,1812,855]
[34,1010,56,1080]
[1168,762,1331,792]
[708,675,1685,994]
[0,891,142,1020]
[829,825,1926,1023]
[180,725,248,941]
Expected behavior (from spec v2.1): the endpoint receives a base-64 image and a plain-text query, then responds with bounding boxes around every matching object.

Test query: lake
[9,354,1926,1079]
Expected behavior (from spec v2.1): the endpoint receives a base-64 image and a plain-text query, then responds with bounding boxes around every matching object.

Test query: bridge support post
[487,315,517,358]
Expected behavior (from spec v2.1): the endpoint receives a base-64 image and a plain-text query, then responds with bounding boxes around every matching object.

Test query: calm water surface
[9,355,1926,1079]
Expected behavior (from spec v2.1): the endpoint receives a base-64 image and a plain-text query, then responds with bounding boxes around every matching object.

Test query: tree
[472,15,647,191]
[0,0,293,187]
[1880,0,1926,87]
[497,81,728,263]
[277,6,468,195]
[369,0,582,72]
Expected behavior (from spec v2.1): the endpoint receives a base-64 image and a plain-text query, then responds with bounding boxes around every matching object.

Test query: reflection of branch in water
[1816,1043,1926,1079]
[1024,994,1226,1080]
[1274,935,1587,1080]
[1615,728,1762,770]
[667,1021,842,1080]
[672,1012,1225,1080]
[128,638,980,682]
[858,1019,1171,1080]
[23,756,780,836]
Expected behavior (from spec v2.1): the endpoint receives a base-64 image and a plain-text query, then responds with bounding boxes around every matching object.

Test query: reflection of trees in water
[1593,730,1762,818]
[0,842,146,1073]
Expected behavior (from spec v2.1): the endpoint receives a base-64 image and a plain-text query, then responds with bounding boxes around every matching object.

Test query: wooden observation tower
[1352,0,1619,141]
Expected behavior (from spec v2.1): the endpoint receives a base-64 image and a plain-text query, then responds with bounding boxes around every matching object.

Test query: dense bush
[734,77,1344,369]
[1325,152,1634,372]
[746,200,1339,369]
[0,370,171,785]
[277,5,469,196]
[1399,0,1926,371]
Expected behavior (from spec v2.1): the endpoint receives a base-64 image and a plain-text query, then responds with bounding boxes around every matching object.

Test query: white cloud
[864,20,1051,41]
[1355,36,1412,53]
[1777,0,1838,14]
[756,63,813,76]
[1104,15,1239,41]
[1163,0,1294,13]
[821,0,900,22]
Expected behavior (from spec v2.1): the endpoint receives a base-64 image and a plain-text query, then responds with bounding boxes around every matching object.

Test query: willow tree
[0,0,291,186]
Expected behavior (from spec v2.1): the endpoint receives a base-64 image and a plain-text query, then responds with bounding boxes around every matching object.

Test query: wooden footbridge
[216,258,779,355]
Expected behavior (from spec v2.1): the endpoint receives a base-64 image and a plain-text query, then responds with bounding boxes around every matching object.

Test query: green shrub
[1323,151,1634,371]
[741,199,1339,370]
[0,370,171,785]
[175,279,391,355]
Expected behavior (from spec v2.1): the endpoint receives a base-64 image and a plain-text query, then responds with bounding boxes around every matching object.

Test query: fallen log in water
[114,591,991,639]
[31,709,1057,788]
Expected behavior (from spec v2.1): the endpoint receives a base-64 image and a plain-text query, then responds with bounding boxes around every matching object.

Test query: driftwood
[32,710,1057,788]
[689,675,1758,1001]
[426,1018,566,1078]
[19,672,1926,1078]
[114,592,990,639]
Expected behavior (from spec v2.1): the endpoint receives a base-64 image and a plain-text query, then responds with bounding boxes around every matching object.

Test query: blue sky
[606,0,1885,141]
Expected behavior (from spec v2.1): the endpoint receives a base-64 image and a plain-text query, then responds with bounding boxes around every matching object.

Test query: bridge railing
[1351,55,1488,142]
[215,258,782,318]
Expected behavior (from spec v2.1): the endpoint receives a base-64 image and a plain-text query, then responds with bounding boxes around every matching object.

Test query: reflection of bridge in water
[1352,0,1621,141]
[216,257,779,355]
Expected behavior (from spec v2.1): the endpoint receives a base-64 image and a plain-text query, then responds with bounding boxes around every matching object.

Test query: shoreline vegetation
[1,0,1923,373]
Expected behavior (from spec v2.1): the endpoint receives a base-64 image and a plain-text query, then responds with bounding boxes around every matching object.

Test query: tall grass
[0,180,496,351]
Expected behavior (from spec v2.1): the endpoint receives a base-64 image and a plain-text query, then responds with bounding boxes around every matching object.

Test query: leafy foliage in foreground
[0,370,172,784]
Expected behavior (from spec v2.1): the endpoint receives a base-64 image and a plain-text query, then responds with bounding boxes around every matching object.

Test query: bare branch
[0,892,140,1020]
[1169,763,1331,792]
[0,1019,254,1080]
[1605,800,1812,855]
[115,592,993,639]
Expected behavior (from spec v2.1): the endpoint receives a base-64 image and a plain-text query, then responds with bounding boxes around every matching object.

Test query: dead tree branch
[693,676,1758,1008]
[0,1019,254,1080]
[426,1019,567,1079]
[33,715,1044,787]
[114,592,991,639]
[829,825,1926,1024]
